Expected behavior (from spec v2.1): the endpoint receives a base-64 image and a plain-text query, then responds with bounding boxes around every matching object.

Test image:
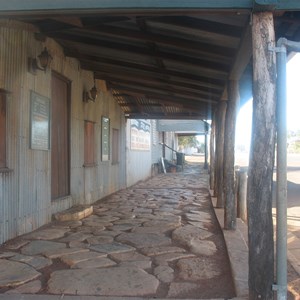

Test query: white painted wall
[126,119,152,187]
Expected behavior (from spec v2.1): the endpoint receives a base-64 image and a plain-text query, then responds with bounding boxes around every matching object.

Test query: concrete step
[53,205,93,221]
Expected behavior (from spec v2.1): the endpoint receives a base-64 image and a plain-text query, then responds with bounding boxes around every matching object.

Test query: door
[51,73,70,200]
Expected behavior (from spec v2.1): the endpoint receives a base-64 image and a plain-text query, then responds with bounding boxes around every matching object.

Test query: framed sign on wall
[30,91,50,151]
[130,119,150,151]
[101,116,110,161]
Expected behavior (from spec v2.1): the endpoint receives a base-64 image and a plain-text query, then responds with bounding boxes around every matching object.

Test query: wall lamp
[83,74,98,103]
[28,47,52,74]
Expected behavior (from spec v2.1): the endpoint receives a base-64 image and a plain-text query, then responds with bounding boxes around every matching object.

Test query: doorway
[51,72,70,200]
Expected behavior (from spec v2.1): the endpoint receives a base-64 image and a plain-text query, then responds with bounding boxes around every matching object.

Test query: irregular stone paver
[93,207,109,214]
[189,239,217,256]
[90,216,119,223]
[51,220,82,228]
[86,236,114,245]
[71,257,116,269]
[5,280,41,294]
[4,240,29,250]
[47,267,159,296]
[107,224,136,231]
[154,252,196,265]
[141,246,186,256]
[185,212,211,222]
[109,251,150,262]
[89,242,135,254]
[0,259,40,288]
[114,218,142,225]
[187,221,208,230]
[142,218,181,228]
[9,254,52,269]
[116,232,171,248]
[68,241,89,248]
[172,225,213,247]
[75,227,94,234]
[58,232,91,243]
[0,252,17,259]
[154,265,174,283]
[21,240,66,256]
[133,208,153,214]
[0,160,235,299]
[82,222,105,230]
[93,230,120,237]
[61,251,107,266]
[92,227,113,235]
[177,258,221,281]
[118,260,152,269]
[140,246,186,256]
[43,247,89,258]
[131,225,176,234]
[23,228,69,240]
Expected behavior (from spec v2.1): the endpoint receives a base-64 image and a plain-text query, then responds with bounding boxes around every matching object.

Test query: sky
[286,53,300,132]
[235,52,300,151]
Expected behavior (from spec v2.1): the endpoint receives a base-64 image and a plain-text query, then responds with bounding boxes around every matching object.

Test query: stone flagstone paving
[0,159,235,298]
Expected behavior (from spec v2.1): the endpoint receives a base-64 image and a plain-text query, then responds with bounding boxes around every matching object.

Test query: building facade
[0,20,171,244]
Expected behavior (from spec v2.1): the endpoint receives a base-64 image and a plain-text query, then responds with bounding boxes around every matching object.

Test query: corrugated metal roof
[2,8,300,119]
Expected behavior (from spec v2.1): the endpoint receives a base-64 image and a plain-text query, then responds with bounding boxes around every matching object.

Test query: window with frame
[84,120,96,166]
[112,128,119,165]
[0,93,6,169]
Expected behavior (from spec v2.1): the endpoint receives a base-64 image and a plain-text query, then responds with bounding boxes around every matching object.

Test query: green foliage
[288,130,300,153]
[292,140,300,153]
[178,136,199,148]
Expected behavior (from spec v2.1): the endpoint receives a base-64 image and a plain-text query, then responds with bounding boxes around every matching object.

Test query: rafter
[146,16,243,38]
[95,73,221,97]
[65,24,235,60]
[111,85,217,104]
[49,33,230,75]
[108,80,219,101]
[66,51,225,89]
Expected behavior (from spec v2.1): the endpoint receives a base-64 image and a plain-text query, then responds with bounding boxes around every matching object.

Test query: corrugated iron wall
[0,20,127,244]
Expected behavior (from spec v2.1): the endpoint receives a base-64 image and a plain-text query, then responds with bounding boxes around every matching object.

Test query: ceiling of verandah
[2,3,300,120]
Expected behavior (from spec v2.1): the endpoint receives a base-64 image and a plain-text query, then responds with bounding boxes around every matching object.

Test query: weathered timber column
[248,12,276,300]
[237,169,248,223]
[204,130,208,169]
[210,111,216,191]
[215,100,227,207]
[224,80,240,230]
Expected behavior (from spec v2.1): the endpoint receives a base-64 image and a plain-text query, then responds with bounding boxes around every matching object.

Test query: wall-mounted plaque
[30,91,50,150]
[101,116,110,161]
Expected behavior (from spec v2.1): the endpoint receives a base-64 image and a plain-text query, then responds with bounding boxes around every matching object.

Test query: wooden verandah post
[224,80,240,230]
[248,12,277,300]
[209,110,216,192]
[215,100,227,207]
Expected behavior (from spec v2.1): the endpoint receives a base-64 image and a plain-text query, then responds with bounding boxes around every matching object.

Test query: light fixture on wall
[28,47,53,74]
[83,73,98,103]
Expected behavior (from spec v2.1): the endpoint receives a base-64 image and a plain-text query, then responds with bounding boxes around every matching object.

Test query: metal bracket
[253,0,276,12]
[268,44,286,53]
[272,283,287,294]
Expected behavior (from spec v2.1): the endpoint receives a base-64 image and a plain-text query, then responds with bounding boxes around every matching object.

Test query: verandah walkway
[0,156,235,299]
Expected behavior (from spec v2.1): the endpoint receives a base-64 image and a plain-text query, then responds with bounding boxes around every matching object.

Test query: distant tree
[197,143,205,153]
[178,136,199,148]
[287,130,300,153]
